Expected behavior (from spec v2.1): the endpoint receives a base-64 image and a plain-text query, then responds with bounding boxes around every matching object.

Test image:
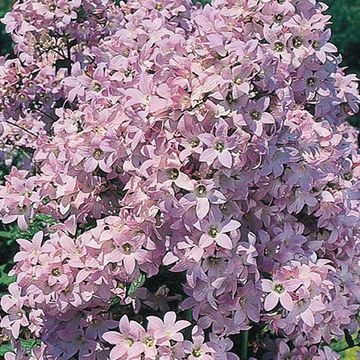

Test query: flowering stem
[240,330,249,359]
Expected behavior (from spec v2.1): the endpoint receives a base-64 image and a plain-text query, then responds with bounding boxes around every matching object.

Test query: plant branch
[4,120,37,138]
[337,342,360,352]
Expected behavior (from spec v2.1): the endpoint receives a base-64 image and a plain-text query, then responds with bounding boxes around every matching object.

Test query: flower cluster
[0,0,360,359]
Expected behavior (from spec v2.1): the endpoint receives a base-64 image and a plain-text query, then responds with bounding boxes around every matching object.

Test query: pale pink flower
[261,278,302,311]
[147,311,190,344]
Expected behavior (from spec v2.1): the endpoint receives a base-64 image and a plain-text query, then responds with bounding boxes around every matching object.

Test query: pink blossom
[102,315,144,359]
[261,278,302,312]
[147,311,191,343]
[196,210,241,250]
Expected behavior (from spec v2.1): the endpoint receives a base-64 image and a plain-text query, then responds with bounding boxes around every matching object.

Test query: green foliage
[127,272,146,295]
[0,0,12,56]
[193,0,211,5]
[0,264,16,289]
[330,333,360,359]
[323,0,360,128]
[325,0,360,77]
[0,213,55,242]
[0,338,41,357]
[0,342,12,357]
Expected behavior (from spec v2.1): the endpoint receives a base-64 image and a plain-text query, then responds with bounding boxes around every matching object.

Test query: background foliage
[0,0,359,358]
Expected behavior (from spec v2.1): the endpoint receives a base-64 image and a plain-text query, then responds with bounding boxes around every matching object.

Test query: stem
[33,108,57,122]
[337,343,360,352]
[240,330,249,360]
[5,120,37,138]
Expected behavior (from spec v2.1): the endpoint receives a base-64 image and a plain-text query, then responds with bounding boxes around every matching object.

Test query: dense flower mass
[0,0,360,359]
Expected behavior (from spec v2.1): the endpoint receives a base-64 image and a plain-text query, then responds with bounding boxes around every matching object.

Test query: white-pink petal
[215,233,232,250]
[218,150,233,168]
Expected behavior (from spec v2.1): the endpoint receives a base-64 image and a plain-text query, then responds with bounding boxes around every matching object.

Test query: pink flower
[244,97,276,137]
[102,315,144,359]
[0,284,29,339]
[199,120,237,168]
[147,311,190,343]
[311,29,338,63]
[14,231,46,265]
[196,209,241,250]
[179,180,227,220]
[0,0,359,358]
[183,327,215,360]
[261,278,302,312]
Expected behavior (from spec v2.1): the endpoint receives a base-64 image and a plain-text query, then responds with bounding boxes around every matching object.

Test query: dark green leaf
[0,343,13,357]
[127,273,146,295]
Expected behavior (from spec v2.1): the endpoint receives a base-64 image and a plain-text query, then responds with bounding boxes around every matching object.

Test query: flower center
[214,141,225,152]
[234,77,242,85]
[143,336,155,347]
[92,81,102,92]
[344,172,353,180]
[208,226,218,238]
[306,77,316,87]
[93,148,103,159]
[274,284,284,294]
[124,69,132,77]
[51,268,61,277]
[297,299,306,307]
[195,184,207,196]
[122,243,132,254]
[154,2,162,10]
[18,93,26,102]
[169,168,179,180]
[239,297,247,306]
[250,110,261,120]
[62,287,70,294]
[274,14,283,23]
[16,205,26,214]
[219,203,227,212]
[125,337,134,347]
[192,347,203,358]
[273,41,285,52]
[292,36,303,48]
[94,126,105,134]
[208,256,219,265]
[312,40,320,49]
[189,137,200,148]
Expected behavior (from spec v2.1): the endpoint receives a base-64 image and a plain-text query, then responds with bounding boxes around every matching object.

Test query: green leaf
[192,0,211,5]
[127,273,146,295]
[0,264,16,287]
[21,338,40,352]
[0,343,13,357]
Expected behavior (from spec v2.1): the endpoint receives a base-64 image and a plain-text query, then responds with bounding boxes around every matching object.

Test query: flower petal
[264,292,279,311]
